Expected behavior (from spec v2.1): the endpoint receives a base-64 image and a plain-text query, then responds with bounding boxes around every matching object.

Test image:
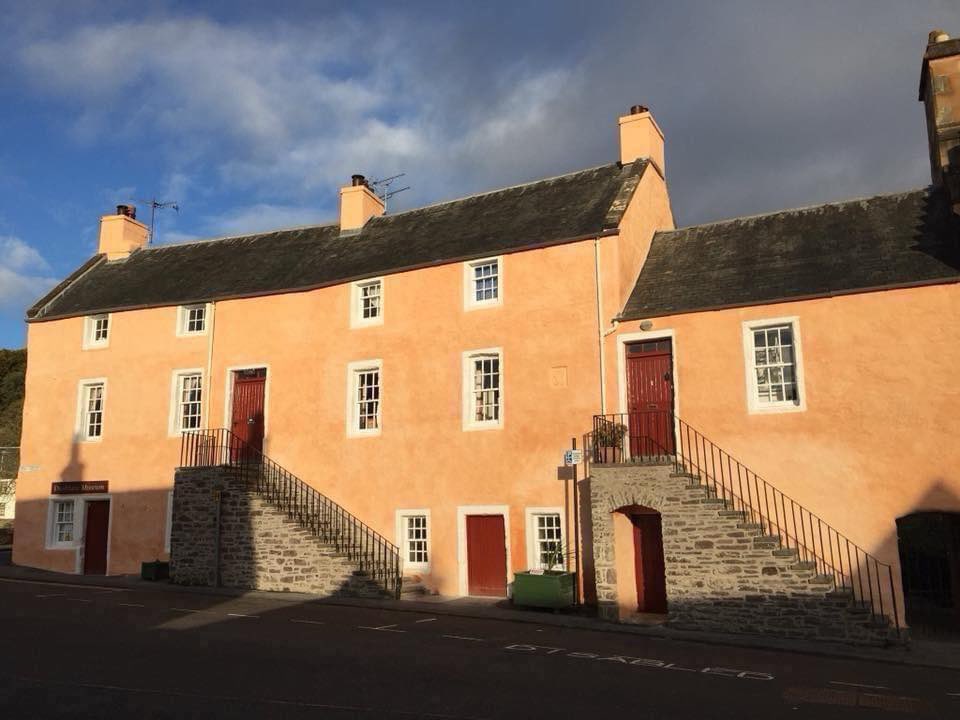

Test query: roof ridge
[141,220,340,252]
[375,161,624,220]
[138,161,625,253]
[660,186,930,236]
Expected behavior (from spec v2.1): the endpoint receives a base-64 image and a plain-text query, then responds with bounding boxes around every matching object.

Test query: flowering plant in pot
[593,421,627,463]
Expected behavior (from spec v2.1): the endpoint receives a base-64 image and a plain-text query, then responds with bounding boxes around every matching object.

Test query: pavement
[1,573,959,718]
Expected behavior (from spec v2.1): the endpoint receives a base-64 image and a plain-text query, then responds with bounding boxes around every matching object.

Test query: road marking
[504,644,775,681]
[226,613,259,619]
[35,593,64,599]
[415,618,437,623]
[119,603,145,608]
[68,598,93,603]
[359,624,406,633]
[170,607,215,614]
[290,619,325,625]
[947,692,960,697]
[442,635,484,642]
[829,681,889,690]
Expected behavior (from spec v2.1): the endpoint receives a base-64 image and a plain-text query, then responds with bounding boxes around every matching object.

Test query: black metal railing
[590,411,900,634]
[180,429,402,598]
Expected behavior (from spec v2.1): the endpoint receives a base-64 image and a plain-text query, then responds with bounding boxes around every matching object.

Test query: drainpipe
[204,301,217,429]
[594,237,607,414]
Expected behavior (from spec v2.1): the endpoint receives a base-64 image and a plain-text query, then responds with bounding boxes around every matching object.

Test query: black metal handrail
[591,411,900,635]
[180,429,401,598]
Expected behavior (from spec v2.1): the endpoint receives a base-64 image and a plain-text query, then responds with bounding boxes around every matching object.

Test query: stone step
[792,561,817,571]
[717,510,747,519]
[737,522,764,532]
[772,548,799,558]
[754,535,781,545]
[809,574,835,585]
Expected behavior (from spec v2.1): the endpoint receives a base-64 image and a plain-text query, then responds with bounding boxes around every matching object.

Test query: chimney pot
[630,104,649,115]
[116,203,136,219]
[929,29,951,44]
[351,174,367,187]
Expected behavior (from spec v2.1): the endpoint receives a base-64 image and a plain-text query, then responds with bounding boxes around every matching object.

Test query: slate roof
[29,160,648,321]
[621,186,960,320]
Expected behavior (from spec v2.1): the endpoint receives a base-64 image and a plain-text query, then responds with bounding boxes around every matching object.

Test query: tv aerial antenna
[369,173,410,211]
[137,198,180,245]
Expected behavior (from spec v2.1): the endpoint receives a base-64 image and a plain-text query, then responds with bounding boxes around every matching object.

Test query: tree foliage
[0,348,25,483]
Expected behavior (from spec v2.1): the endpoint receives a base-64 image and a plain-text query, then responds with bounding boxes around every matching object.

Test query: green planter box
[512,571,575,609]
[141,560,170,581]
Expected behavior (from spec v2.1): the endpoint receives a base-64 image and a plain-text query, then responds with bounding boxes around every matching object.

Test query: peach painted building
[12,31,960,643]
[15,105,672,595]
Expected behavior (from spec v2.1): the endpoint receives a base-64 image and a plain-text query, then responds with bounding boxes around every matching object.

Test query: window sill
[45,542,80,551]
[347,428,382,439]
[81,343,110,351]
[350,318,384,329]
[464,299,502,312]
[462,421,503,432]
[747,401,806,415]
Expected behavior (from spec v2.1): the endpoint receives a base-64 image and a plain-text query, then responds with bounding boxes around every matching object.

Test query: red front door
[231,369,266,455]
[466,515,507,596]
[83,500,110,575]
[626,340,675,457]
[632,511,667,614]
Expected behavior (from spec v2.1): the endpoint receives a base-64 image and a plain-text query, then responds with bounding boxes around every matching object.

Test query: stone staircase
[589,462,898,646]
[171,464,396,599]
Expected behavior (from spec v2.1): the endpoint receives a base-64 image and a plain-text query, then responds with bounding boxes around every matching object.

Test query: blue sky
[0,0,956,348]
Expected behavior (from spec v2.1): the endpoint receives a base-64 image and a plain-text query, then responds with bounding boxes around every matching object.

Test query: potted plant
[512,543,576,609]
[593,421,627,464]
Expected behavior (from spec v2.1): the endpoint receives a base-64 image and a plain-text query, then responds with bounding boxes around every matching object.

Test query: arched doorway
[616,504,667,614]
[897,512,960,638]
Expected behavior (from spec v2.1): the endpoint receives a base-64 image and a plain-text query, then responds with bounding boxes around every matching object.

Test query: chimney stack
[339,174,384,233]
[618,104,665,174]
[919,28,960,212]
[97,204,148,260]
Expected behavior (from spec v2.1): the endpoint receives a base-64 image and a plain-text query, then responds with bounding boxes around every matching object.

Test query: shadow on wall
[875,480,960,643]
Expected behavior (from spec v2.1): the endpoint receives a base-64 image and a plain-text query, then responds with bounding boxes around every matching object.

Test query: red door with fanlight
[625,340,675,457]
[466,515,507,596]
[231,369,266,457]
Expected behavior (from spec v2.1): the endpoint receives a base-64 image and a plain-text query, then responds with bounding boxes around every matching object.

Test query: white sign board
[563,449,583,466]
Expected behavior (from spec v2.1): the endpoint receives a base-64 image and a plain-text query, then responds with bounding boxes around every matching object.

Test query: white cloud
[0,236,57,314]
[15,14,582,229]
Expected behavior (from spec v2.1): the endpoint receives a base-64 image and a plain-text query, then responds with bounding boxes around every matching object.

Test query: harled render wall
[605,282,960,625]
[13,167,674,595]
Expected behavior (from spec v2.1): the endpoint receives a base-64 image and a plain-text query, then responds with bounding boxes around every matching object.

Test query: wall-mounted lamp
[639,320,654,331]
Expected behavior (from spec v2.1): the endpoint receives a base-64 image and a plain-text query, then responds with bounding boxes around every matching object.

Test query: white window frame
[346,359,382,437]
[75,378,107,442]
[741,316,806,414]
[395,509,431,573]
[165,490,174,553]
[177,304,209,336]
[46,498,79,549]
[463,256,502,310]
[168,369,204,436]
[82,314,110,349]
[462,348,503,431]
[524,507,566,571]
[350,278,384,328]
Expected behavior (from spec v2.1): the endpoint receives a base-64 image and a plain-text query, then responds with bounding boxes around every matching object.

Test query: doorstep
[1,562,957,671]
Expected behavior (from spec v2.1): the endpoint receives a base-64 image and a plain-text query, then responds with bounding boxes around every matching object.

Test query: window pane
[405,515,428,564]
[471,355,500,422]
[179,374,203,430]
[472,261,499,302]
[750,323,800,406]
[535,514,563,570]
[355,369,380,430]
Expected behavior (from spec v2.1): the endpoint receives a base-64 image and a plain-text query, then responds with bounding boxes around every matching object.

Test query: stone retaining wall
[587,464,893,646]
[170,466,385,597]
